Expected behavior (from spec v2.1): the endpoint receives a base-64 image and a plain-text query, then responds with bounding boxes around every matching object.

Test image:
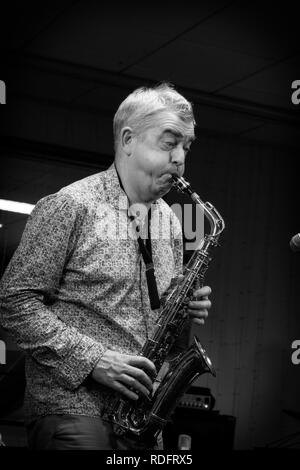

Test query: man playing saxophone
[0,83,212,450]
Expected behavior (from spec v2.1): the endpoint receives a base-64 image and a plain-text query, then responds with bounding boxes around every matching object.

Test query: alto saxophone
[102,175,225,441]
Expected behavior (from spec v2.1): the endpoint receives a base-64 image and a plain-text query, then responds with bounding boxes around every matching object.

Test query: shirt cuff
[54,335,105,390]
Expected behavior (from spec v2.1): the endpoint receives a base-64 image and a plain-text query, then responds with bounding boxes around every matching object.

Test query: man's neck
[114,159,152,210]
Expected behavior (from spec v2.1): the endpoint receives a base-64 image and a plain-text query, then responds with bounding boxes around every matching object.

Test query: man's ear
[120,127,134,156]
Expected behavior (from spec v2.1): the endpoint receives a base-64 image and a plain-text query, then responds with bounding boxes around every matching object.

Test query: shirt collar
[103,163,129,212]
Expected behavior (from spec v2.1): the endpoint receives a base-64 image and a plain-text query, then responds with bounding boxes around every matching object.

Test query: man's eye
[164,141,176,149]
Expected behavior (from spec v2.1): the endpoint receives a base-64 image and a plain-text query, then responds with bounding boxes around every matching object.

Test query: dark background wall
[180,135,300,449]
[1,0,300,450]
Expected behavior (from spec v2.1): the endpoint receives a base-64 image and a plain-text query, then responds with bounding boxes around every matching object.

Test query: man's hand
[91,349,157,401]
[187,285,212,325]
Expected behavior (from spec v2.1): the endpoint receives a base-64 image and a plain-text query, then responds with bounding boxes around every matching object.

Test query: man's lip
[165,173,173,179]
[158,173,174,185]
[161,172,179,179]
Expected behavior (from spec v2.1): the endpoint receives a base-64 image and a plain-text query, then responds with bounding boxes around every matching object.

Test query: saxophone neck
[172,175,225,237]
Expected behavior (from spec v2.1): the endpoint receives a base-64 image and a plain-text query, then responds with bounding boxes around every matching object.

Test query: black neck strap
[134,209,160,310]
[115,165,161,310]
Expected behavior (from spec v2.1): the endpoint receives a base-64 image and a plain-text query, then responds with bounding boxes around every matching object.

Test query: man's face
[127,111,195,202]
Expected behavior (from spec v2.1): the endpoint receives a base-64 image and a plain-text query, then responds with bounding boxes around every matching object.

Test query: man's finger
[113,381,139,401]
[119,374,151,399]
[189,300,211,309]
[125,364,154,391]
[128,356,157,376]
[192,318,205,325]
[188,309,208,318]
[193,286,212,298]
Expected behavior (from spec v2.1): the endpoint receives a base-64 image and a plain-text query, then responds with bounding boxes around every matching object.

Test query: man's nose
[170,145,185,166]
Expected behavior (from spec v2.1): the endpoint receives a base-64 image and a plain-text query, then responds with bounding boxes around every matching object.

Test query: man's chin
[156,182,173,198]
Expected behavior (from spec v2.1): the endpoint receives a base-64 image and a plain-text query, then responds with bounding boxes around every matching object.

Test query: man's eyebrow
[162,129,196,142]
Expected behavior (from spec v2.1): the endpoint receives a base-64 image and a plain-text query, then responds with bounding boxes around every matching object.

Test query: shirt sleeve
[0,192,105,390]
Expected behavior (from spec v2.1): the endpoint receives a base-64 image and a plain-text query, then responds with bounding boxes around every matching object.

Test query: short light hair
[113,82,195,151]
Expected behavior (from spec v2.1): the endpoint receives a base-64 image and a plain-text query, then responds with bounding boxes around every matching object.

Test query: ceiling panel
[66,82,130,110]
[24,2,229,71]
[1,1,74,50]
[219,55,300,108]
[127,40,271,92]
[26,26,164,72]
[217,84,293,110]
[193,103,265,135]
[181,2,300,60]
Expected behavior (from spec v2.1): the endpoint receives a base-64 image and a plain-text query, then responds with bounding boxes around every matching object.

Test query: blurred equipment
[163,387,235,450]
[177,386,215,411]
[178,433,192,450]
[290,233,300,252]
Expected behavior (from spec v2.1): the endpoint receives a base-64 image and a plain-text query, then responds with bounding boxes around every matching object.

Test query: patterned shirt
[0,164,183,421]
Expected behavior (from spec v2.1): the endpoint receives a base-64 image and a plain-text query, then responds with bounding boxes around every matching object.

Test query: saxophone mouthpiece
[171,175,192,194]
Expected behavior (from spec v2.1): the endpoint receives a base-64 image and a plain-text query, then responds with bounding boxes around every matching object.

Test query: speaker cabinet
[163,408,236,450]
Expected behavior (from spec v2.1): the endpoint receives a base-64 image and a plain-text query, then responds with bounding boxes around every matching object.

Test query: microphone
[290,233,300,252]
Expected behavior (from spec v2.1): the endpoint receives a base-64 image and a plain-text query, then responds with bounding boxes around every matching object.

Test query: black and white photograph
[0,0,300,459]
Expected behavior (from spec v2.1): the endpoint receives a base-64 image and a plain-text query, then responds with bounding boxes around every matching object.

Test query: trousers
[26,414,163,450]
